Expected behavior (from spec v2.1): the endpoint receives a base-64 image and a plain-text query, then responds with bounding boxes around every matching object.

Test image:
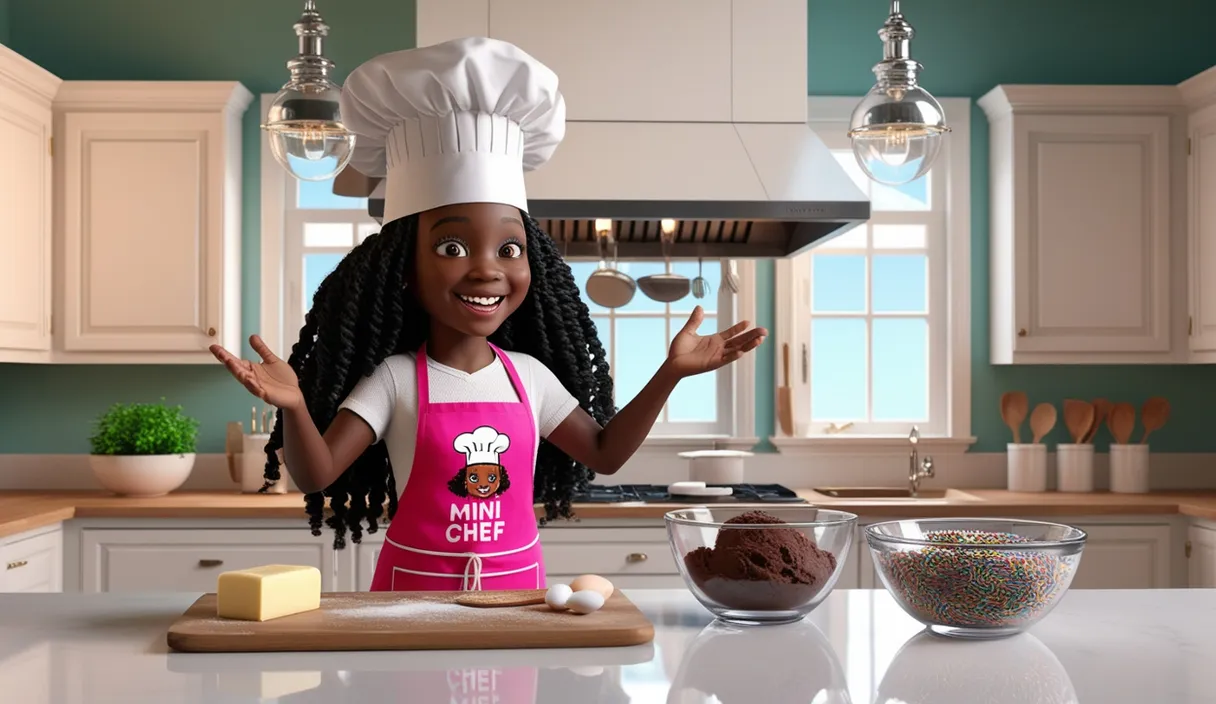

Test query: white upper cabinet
[980,85,1187,364]
[0,45,60,363]
[416,0,807,123]
[1181,66,1216,361]
[53,81,251,362]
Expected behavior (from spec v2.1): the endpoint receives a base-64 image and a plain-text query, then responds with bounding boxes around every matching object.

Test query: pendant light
[262,0,355,182]
[848,0,950,186]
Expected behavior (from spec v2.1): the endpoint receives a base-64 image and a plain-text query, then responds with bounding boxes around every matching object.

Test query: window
[772,97,972,453]
[259,95,758,447]
[567,258,738,436]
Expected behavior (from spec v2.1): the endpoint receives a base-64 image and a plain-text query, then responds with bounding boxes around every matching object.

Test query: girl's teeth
[460,295,503,306]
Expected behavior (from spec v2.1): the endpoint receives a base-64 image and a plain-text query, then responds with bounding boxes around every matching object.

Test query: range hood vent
[340,0,872,259]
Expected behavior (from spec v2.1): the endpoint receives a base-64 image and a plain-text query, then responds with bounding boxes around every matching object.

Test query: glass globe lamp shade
[848,84,949,186]
[262,77,356,182]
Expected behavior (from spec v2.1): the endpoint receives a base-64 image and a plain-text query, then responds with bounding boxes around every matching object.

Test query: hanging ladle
[691,254,711,299]
[637,219,690,303]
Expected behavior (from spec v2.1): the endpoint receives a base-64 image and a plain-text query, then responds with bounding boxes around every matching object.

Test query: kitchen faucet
[908,426,935,497]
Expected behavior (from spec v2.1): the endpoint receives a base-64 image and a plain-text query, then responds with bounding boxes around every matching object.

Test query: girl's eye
[435,240,468,257]
[500,242,523,259]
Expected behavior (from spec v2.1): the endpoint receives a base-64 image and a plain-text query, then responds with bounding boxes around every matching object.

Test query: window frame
[770,96,974,456]
[258,94,758,451]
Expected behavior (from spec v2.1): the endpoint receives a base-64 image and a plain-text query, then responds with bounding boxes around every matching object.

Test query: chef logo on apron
[447,425,512,500]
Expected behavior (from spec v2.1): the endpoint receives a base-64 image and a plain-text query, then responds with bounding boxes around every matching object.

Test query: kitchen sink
[809,487,981,502]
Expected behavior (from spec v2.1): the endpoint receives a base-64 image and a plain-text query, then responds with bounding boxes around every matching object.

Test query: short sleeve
[338,360,398,442]
[527,358,580,437]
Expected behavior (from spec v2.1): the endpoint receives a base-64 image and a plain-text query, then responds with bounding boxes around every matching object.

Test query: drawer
[2,529,63,592]
[542,542,677,575]
[80,529,333,593]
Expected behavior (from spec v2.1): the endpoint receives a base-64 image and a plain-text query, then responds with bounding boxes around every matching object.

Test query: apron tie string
[462,553,484,591]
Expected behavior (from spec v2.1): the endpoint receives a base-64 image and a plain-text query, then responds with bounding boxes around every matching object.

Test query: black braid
[261,213,616,549]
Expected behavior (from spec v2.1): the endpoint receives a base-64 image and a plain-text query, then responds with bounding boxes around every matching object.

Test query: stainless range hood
[335,0,871,259]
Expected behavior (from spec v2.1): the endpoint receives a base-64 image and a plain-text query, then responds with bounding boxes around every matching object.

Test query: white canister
[240,433,288,494]
[1056,444,1095,493]
[678,450,753,485]
[1007,443,1048,492]
[1110,443,1150,494]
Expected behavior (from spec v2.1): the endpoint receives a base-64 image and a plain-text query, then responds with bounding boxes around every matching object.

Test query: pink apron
[369,342,546,592]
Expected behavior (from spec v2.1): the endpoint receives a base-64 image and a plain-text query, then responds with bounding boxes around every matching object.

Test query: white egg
[566,589,606,615]
[545,583,573,611]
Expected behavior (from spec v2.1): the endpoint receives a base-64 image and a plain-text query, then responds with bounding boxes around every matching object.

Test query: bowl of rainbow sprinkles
[866,518,1087,639]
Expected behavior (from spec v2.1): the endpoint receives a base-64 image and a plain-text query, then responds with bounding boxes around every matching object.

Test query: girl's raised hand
[666,306,767,377]
[209,335,304,410]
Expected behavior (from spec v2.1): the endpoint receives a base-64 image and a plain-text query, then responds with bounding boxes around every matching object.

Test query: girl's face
[413,203,532,339]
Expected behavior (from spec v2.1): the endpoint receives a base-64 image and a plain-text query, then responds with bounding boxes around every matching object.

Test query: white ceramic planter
[679,450,753,484]
[1110,444,1150,494]
[1007,443,1048,492]
[1056,444,1095,493]
[88,453,196,497]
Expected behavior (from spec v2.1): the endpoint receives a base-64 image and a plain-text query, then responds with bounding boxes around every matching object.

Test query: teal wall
[0,0,9,44]
[2,0,1216,454]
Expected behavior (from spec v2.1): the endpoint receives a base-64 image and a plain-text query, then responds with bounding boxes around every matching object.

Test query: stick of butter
[216,564,321,622]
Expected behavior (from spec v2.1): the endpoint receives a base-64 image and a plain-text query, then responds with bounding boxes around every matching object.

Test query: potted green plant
[87,401,200,497]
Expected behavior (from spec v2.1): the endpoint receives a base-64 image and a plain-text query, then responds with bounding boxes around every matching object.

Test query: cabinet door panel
[61,111,220,352]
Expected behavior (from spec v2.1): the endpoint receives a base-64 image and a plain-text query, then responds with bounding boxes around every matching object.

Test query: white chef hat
[340,36,566,224]
[453,426,511,466]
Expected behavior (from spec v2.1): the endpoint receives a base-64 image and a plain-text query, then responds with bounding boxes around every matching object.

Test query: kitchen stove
[571,483,806,504]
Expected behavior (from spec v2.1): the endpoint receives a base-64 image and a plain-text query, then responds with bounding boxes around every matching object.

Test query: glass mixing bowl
[665,506,857,625]
[866,518,1087,639]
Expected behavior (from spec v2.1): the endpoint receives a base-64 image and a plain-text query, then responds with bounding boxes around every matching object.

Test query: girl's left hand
[666,306,767,377]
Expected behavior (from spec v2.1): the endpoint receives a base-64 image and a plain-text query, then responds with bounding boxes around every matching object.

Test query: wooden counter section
[5,489,1216,539]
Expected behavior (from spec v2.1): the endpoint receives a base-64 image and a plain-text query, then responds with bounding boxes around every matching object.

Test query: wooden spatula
[1140,397,1170,444]
[1108,402,1136,445]
[1082,398,1112,443]
[777,343,793,436]
[1000,391,1029,443]
[1062,399,1095,444]
[1029,402,1057,443]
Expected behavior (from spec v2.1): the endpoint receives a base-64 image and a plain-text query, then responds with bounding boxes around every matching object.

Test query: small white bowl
[89,454,196,497]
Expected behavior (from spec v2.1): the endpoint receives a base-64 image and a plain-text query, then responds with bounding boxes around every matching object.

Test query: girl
[210,37,766,591]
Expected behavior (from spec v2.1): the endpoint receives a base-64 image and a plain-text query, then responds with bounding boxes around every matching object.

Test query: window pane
[667,314,717,422]
[356,223,378,243]
[590,315,611,377]
[568,261,607,315]
[818,225,867,250]
[812,255,866,313]
[296,174,369,210]
[613,318,667,409]
[811,318,867,421]
[872,318,928,421]
[872,224,926,249]
[615,262,666,313]
[303,253,345,310]
[872,254,927,313]
[873,173,930,212]
[669,259,720,314]
[304,222,353,248]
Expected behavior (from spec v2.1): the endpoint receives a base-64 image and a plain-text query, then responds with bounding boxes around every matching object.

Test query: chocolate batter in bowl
[665,507,857,625]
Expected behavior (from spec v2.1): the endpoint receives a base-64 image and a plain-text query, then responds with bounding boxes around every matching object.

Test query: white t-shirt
[338,350,580,495]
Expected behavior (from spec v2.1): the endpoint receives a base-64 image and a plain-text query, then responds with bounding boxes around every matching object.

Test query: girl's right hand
[209,335,304,411]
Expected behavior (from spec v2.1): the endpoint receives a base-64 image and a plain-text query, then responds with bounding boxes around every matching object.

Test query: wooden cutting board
[166,590,655,653]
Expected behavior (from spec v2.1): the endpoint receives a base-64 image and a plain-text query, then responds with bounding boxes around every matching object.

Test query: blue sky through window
[295,168,369,210]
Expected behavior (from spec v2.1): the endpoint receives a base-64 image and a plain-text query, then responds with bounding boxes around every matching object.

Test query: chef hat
[453,426,511,466]
[340,36,566,224]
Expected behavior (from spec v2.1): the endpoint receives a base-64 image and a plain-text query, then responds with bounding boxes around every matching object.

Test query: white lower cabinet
[0,525,63,592]
[78,528,334,593]
[1187,521,1216,587]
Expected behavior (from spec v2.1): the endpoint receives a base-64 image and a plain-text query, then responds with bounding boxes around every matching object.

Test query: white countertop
[2,588,1215,703]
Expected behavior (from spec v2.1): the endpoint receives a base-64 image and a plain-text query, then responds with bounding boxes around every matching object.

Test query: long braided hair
[260,213,616,549]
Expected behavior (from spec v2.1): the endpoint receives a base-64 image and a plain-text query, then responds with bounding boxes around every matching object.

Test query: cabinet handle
[6,560,27,570]
[198,559,223,568]
[1017,328,1027,337]
[1186,540,1192,558]
[625,552,648,563]
[206,327,217,337]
